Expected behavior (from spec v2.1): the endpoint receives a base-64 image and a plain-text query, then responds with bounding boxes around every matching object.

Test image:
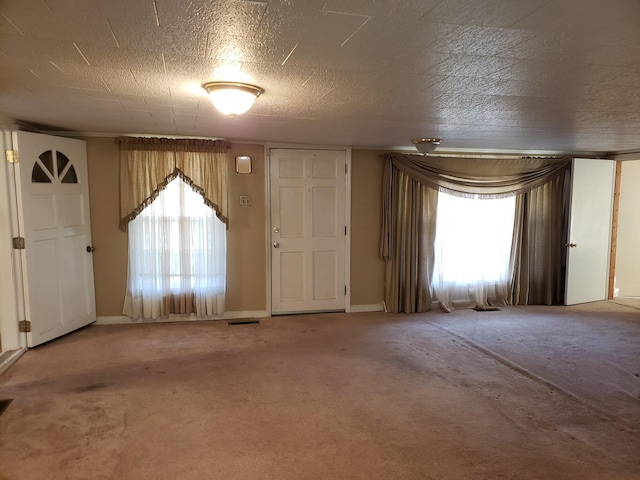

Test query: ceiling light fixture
[202,81,264,116]
[412,138,441,154]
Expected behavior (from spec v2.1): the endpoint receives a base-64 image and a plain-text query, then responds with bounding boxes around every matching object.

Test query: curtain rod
[404,152,568,160]
[401,152,608,160]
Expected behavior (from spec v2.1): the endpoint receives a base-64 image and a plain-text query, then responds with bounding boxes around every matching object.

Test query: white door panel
[565,158,615,305]
[13,130,96,346]
[270,149,346,314]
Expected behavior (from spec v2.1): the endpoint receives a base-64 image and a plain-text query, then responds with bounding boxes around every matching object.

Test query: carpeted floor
[0,301,638,480]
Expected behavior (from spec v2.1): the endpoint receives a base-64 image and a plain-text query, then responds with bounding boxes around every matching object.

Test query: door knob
[273,242,280,248]
[565,242,577,248]
[86,245,95,253]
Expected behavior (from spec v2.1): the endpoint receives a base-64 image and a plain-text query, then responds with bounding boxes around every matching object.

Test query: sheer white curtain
[432,192,515,312]
[123,177,226,319]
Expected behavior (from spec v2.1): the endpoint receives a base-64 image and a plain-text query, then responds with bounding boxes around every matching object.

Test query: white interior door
[13,131,96,346]
[270,148,347,314]
[565,158,616,305]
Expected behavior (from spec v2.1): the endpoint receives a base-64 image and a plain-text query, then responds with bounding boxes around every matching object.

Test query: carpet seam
[431,323,636,433]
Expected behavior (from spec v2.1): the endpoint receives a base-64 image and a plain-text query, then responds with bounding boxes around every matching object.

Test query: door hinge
[344,225,347,235]
[12,237,26,250]
[345,163,348,174]
[344,285,347,295]
[19,320,31,333]
[5,149,18,163]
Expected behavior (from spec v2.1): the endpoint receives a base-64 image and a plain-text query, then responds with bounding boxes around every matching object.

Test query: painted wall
[350,150,385,307]
[86,138,385,317]
[615,159,640,296]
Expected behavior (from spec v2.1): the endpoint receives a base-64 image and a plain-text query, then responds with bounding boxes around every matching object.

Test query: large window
[124,177,226,319]
[432,192,516,309]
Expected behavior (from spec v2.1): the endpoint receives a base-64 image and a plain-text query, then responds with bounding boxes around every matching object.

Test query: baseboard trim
[0,348,26,376]
[95,310,269,325]
[350,303,385,313]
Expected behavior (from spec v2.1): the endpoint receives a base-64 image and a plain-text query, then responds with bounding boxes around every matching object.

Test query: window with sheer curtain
[123,177,226,319]
[432,192,516,311]
[118,136,229,320]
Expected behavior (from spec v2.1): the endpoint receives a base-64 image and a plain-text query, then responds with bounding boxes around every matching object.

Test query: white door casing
[13,131,96,346]
[565,158,616,305]
[270,148,347,314]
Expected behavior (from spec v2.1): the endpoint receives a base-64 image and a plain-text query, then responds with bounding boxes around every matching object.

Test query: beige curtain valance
[384,153,572,198]
[118,137,230,230]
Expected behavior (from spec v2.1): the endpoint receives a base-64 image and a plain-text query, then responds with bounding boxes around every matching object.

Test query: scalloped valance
[117,137,230,230]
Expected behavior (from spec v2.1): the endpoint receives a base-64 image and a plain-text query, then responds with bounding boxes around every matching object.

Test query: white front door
[270,148,347,314]
[13,131,96,346]
[565,158,616,305]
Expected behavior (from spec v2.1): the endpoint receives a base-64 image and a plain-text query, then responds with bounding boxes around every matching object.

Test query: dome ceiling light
[202,81,264,116]
[412,138,441,154]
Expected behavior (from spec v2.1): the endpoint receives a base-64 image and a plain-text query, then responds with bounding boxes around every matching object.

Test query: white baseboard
[350,303,385,313]
[95,310,268,325]
[0,348,26,376]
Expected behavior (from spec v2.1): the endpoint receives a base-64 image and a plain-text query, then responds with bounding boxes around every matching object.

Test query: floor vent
[227,320,260,326]
[0,399,13,417]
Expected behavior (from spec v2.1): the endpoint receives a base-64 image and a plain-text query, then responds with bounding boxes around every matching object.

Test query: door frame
[264,143,352,316]
[0,129,27,356]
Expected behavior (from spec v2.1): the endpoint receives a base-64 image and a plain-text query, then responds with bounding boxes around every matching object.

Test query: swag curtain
[118,136,229,230]
[118,137,229,319]
[381,153,572,313]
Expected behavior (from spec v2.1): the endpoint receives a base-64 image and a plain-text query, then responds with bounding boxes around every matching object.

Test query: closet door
[565,158,615,305]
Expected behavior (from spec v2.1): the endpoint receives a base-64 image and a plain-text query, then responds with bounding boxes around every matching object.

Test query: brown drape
[381,161,438,313]
[381,153,572,312]
[117,137,230,230]
[510,169,571,305]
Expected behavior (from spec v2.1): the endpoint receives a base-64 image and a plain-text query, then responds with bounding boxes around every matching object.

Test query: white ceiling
[1,0,640,154]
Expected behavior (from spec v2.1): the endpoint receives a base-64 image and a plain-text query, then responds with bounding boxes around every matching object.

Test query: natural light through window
[125,177,226,318]
[432,192,515,286]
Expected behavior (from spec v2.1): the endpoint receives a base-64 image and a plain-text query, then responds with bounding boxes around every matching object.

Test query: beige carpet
[610,296,640,310]
[0,302,639,480]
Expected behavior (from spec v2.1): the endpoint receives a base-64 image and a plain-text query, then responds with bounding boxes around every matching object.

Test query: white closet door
[565,158,615,305]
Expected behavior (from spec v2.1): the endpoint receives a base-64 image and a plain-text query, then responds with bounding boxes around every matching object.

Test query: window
[124,177,226,319]
[432,192,515,309]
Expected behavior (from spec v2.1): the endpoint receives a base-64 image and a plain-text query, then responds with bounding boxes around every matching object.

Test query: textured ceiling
[1,0,640,154]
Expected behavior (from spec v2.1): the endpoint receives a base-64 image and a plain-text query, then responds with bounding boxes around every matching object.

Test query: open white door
[565,158,615,305]
[13,131,96,346]
[270,148,347,314]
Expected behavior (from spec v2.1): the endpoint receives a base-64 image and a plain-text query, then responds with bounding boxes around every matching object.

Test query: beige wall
[615,159,640,296]
[225,143,266,311]
[86,140,385,317]
[350,150,385,306]
[86,138,128,316]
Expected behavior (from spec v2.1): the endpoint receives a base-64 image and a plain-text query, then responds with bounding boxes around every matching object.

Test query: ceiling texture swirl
[1,0,639,155]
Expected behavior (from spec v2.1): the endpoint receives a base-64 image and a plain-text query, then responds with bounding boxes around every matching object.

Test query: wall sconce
[235,155,252,174]
[202,81,264,115]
